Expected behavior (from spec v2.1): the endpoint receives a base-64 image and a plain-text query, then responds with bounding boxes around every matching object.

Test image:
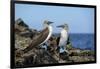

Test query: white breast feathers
[59,29,68,47]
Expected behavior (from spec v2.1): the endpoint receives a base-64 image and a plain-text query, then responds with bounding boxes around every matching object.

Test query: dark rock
[20,31,34,38]
[15,18,29,28]
[60,52,69,60]
[15,18,39,39]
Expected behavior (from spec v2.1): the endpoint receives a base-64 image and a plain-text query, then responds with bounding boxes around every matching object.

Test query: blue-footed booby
[40,20,53,45]
[23,20,53,53]
[57,24,69,53]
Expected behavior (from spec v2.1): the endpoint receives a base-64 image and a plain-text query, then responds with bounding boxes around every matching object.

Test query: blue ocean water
[69,34,94,50]
[53,33,94,50]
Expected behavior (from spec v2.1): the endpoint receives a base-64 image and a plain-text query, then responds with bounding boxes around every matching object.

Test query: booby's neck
[43,24,48,29]
[48,25,52,32]
[61,28,68,34]
[60,28,68,38]
[43,24,52,33]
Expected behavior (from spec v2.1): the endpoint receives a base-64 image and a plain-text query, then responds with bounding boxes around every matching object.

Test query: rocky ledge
[14,18,95,68]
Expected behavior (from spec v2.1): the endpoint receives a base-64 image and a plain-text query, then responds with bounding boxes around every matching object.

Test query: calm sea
[53,33,95,50]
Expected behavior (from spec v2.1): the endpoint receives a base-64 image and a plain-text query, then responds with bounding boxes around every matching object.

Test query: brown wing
[23,28,49,53]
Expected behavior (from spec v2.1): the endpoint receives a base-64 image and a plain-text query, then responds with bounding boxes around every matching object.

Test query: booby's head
[57,24,69,30]
[43,20,53,28]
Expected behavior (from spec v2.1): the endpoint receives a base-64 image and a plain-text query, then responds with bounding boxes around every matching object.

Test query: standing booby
[40,20,53,45]
[57,24,69,54]
[23,20,53,53]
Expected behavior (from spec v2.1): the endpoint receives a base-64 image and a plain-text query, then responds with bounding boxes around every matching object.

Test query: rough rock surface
[15,18,95,68]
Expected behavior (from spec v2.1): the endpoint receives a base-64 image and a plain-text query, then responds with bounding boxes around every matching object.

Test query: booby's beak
[47,21,53,25]
[56,25,64,28]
